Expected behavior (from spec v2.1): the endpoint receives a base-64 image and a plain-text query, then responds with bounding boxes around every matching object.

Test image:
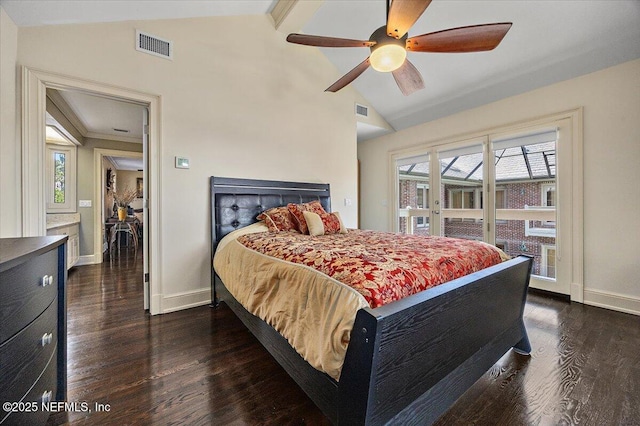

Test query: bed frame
[210,176,533,425]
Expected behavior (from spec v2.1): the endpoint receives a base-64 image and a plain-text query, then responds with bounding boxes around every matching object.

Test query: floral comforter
[214,224,506,381]
[237,229,505,308]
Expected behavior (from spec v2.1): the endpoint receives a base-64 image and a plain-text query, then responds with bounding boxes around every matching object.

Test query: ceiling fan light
[370,43,406,72]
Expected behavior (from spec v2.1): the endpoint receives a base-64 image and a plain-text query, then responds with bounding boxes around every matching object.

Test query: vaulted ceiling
[3,0,639,142]
[304,0,640,139]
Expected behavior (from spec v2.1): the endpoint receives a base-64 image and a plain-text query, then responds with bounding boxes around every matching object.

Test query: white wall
[358,59,640,315]
[9,14,362,312]
[0,7,19,237]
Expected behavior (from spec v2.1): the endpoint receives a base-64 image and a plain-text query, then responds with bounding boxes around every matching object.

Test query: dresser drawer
[0,298,57,407]
[0,351,57,425]
[0,249,58,343]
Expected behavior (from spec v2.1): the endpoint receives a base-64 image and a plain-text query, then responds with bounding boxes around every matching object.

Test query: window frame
[541,182,556,226]
[46,143,77,213]
[540,244,557,279]
[416,183,429,228]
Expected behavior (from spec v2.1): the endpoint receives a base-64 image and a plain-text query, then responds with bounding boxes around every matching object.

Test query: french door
[394,120,572,294]
[437,141,486,241]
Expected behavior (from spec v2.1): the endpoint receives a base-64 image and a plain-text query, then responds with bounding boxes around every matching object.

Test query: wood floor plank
[48,248,640,425]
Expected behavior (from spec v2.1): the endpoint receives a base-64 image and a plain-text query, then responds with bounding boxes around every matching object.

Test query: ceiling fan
[286,0,512,96]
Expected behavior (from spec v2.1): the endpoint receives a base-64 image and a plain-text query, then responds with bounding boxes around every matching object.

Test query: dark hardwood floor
[48,248,640,425]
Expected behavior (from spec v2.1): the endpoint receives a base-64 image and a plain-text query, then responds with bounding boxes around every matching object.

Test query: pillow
[287,200,327,234]
[303,211,347,236]
[257,206,297,233]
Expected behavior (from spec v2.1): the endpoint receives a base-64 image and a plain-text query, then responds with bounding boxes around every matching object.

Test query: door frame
[21,67,163,314]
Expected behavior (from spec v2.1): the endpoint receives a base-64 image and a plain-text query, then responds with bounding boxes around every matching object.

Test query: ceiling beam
[271,0,324,34]
[46,89,87,143]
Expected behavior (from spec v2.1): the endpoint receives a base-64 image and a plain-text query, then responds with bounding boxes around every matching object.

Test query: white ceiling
[47,88,147,170]
[57,90,146,141]
[303,1,640,137]
[0,0,277,26]
[4,0,639,142]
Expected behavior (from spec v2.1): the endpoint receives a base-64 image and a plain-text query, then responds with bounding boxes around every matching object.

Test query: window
[396,155,430,235]
[416,184,429,227]
[494,188,507,223]
[542,184,556,207]
[53,152,66,204]
[477,188,504,209]
[393,114,580,296]
[541,183,556,226]
[46,144,77,212]
[524,180,556,237]
[440,147,484,229]
[495,188,506,209]
[448,188,478,222]
[541,245,556,279]
[449,188,475,209]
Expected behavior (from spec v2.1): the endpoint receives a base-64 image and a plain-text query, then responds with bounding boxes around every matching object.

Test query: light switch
[79,200,92,207]
[344,198,352,206]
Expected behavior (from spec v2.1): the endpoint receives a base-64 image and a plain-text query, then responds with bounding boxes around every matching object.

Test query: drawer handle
[41,332,53,346]
[41,275,54,287]
[41,390,53,404]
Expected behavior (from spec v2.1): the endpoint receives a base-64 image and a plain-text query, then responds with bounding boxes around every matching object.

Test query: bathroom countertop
[46,213,81,230]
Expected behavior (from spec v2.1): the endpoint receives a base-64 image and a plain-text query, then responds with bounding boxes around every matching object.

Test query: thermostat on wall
[175,157,190,169]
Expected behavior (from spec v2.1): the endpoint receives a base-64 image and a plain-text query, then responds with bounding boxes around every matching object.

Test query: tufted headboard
[210,176,331,254]
[210,176,331,304]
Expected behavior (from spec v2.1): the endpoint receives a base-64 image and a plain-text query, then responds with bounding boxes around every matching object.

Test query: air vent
[355,103,369,117]
[136,30,173,60]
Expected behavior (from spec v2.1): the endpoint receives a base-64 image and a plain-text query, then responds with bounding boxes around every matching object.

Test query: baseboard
[583,289,640,316]
[528,287,570,302]
[76,254,100,266]
[570,282,584,303]
[160,288,211,314]
[150,294,162,316]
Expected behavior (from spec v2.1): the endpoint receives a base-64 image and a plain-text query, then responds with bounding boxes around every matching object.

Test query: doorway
[96,148,149,309]
[22,67,161,314]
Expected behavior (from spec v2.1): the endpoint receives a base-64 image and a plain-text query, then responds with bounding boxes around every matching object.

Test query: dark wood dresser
[0,237,67,425]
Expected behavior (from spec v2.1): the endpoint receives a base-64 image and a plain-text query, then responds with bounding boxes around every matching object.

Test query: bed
[210,176,533,425]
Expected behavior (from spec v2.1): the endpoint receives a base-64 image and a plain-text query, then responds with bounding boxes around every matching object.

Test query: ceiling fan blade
[287,33,375,48]
[325,57,371,93]
[392,59,425,96]
[387,0,432,39]
[407,23,513,53]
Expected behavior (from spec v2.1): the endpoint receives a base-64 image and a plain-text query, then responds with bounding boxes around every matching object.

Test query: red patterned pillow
[287,201,327,234]
[257,206,297,233]
[303,211,347,236]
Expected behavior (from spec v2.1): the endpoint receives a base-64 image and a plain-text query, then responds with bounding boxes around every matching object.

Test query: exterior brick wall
[398,180,417,234]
